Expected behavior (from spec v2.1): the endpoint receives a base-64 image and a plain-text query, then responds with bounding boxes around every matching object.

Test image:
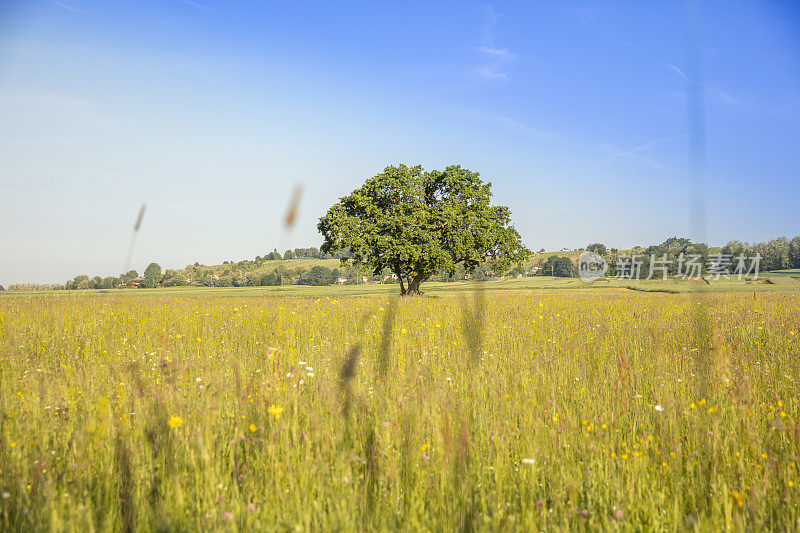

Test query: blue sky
[0,1,798,285]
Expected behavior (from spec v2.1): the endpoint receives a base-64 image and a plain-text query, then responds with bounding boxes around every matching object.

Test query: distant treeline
[538,235,800,278]
[43,244,522,291]
[235,247,351,262]
[5,237,799,291]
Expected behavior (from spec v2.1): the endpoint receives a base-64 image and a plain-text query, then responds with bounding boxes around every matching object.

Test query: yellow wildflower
[168,416,183,428]
[268,404,283,420]
[249,423,257,433]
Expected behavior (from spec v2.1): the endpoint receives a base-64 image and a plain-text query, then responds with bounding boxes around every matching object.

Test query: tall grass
[1,291,798,530]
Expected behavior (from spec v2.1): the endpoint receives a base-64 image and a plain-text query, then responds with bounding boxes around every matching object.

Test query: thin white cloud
[762,55,799,85]
[587,132,689,171]
[667,63,743,106]
[574,13,743,108]
[0,90,97,110]
[473,6,514,82]
[572,8,645,59]
[475,66,508,81]
[668,64,687,79]
[53,2,84,13]
[440,105,561,141]
[176,0,219,14]
[476,46,514,60]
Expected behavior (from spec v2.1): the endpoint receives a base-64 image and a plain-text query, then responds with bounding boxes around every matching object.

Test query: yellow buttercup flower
[168,416,183,428]
[249,423,257,433]
[268,404,283,420]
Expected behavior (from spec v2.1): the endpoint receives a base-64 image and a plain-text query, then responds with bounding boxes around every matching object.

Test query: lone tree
[318,164,529,295]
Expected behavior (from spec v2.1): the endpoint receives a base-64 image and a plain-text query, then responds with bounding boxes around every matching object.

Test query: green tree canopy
[540,255,575,277]
[318,164,529,295]
[788,236,800,269]
[143,262,162,288]
[586,243,607,256]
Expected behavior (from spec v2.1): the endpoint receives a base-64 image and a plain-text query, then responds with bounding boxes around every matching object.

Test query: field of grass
[4,272,800,301]
[1,286,799,530]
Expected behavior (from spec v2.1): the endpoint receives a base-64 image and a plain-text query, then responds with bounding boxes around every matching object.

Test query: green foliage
[539,255,575,277]
[300,266,340,286]
[162,275,187,287]
[790,236,800,269]
[723,236,797,271]
[637,237,709,277]
[65,275,91,290]
[143,263,162,289]
[318,164,529,294]
[586,243,607,256]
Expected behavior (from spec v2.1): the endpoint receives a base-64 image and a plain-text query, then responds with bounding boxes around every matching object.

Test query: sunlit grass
[1,291,798,530]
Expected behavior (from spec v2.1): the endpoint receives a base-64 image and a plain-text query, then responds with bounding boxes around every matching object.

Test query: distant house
[337,277,347,285]
[559,247,571,252]
[129,277,144,288]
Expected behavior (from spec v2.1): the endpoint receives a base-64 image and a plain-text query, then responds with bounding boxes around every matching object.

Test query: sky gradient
[1,1,798,286]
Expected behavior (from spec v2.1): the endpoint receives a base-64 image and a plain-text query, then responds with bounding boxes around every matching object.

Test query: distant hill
[6,234,797,291]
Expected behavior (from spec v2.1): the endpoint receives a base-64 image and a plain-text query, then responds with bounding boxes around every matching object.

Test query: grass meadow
[1,285,799,530]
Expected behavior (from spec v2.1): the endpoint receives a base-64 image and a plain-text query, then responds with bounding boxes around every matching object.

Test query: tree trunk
[396,270,406,295]
[404,274,428,295]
